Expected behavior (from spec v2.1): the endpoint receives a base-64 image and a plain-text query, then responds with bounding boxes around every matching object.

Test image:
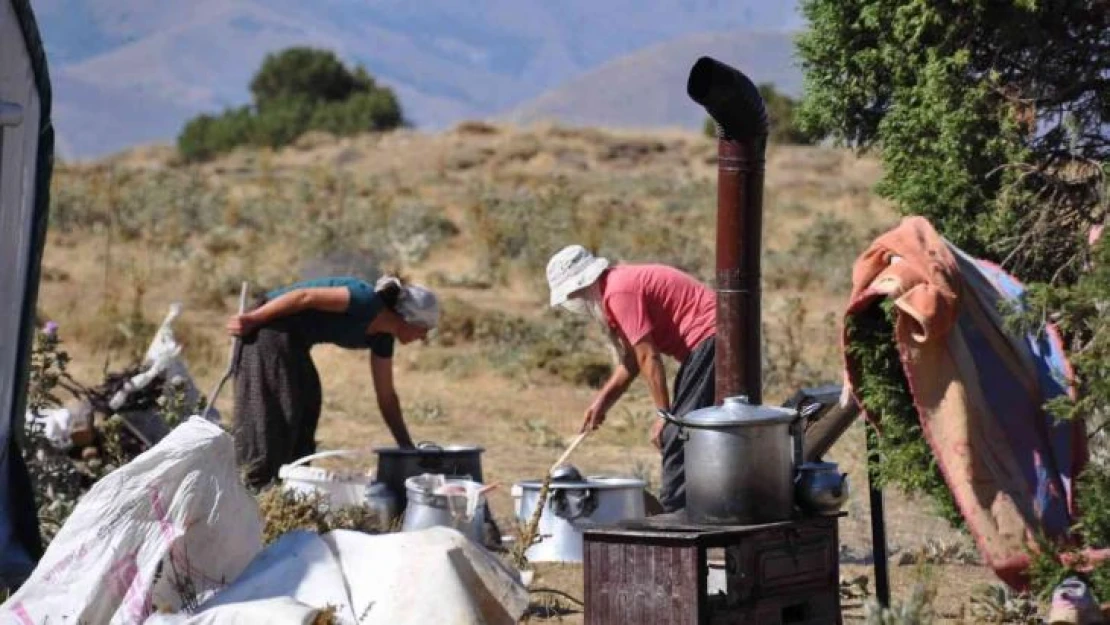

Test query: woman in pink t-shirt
[546,244,717,513]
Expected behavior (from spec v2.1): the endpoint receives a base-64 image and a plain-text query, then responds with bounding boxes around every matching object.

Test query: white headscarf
[375,276,440,329]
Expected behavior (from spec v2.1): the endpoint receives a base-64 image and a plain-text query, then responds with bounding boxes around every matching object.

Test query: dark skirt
[232,313,322,490]
[658,335,716,513]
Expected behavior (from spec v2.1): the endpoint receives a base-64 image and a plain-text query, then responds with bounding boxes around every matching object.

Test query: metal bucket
[401,474,486,544]
[277,449,372,508]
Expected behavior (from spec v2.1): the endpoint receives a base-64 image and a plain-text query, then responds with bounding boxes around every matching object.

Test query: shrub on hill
[177,48,404,162]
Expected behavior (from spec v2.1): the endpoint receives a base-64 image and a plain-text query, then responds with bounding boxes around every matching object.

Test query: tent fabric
[843,216,1087,589]
[1,0,54,585]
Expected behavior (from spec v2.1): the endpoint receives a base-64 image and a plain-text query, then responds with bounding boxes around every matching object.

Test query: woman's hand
[580,397,609,433]
[226,314,257,337]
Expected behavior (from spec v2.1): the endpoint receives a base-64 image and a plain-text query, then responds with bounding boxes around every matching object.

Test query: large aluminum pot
[661,396,801,525]
[401,474,486,544]
[512,475,646,563]
[374,441,484,506]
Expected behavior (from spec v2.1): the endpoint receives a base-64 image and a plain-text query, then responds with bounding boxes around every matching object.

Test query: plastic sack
[143,598,319,625]
[199,528,528,625]
[112,304,218,429]
[22,407,74,449]
[1,417,262,625]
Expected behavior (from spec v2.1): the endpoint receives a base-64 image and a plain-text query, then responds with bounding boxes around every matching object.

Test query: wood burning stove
[583,514,844,625]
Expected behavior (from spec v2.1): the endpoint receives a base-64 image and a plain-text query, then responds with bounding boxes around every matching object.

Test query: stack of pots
[371,441,485,508]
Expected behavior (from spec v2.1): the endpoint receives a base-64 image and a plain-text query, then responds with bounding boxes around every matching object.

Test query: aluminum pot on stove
[660,395,801,525]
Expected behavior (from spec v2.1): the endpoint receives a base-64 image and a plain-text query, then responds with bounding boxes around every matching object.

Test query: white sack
[194,531,356,622]
[143,598,319,625]
[199,527,529,625]
[1,418,262,625]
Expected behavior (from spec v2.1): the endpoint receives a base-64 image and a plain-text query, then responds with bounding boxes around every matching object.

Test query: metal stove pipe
[686,57,768,405]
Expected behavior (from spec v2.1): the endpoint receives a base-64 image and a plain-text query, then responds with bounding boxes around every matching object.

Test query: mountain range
[30,0,805,159]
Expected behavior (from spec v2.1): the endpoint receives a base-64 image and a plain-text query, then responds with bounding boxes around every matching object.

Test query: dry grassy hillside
[36,123,995,621]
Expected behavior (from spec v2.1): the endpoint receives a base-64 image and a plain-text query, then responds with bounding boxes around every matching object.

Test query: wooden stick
[204,281,249,420]
[550,431,589,473]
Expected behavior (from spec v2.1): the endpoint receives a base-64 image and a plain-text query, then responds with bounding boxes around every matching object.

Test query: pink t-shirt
[601,264,716,362]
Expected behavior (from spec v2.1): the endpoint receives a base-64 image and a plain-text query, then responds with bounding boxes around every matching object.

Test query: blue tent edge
[5,0,56,577]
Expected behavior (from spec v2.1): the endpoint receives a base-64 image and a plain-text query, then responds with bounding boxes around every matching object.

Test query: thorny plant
[256,487,387,545]
[157,378,195,429]
[896,538,981,566]
[20,325,87,545]
[864,584,937,625]
[968,584,1039,624]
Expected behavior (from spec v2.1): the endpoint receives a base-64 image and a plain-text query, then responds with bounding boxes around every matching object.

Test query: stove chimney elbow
[687,56,768,142]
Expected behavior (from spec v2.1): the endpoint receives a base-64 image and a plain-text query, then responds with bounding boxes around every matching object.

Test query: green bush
[177,47,404,162]
[310,90,404,135]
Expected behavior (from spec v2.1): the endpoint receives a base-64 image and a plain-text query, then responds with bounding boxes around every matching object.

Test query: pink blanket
[843,216,1088,588]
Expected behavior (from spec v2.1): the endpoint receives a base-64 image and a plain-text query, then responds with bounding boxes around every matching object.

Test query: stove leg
[866,423,890,608]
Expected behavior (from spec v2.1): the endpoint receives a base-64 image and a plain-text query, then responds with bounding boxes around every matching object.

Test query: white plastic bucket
[277,449,372,508]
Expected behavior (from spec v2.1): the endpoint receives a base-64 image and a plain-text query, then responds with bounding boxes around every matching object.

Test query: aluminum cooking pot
[373,441,484,506]
[513,475,646,563]
[660,396,801,525]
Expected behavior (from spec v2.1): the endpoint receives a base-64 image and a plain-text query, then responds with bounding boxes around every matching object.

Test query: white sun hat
[546,244,610,307]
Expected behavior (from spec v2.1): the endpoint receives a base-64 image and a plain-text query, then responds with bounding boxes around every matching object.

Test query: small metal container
[401,474,487,544]
[794,461,849,514]
[512,474,646,563]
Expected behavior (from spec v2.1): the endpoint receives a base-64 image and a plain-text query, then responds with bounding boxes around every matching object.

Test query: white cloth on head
[546,244,610,307]
[375,276,440,329]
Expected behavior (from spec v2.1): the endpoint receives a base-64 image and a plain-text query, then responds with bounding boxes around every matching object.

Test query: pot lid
[549,464,584,482]
[515,476,646,490]
[680,396,798,427]
[373,442,484,455]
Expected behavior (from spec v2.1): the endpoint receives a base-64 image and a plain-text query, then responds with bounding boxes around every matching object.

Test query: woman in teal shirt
[226,275,439,489]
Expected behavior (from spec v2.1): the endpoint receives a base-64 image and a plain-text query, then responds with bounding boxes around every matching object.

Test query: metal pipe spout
[686,56,768,404]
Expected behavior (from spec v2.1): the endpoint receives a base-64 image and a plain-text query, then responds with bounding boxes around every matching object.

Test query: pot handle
[656,409,704,433]
[550,488,598,521]
[286,449,371,468]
